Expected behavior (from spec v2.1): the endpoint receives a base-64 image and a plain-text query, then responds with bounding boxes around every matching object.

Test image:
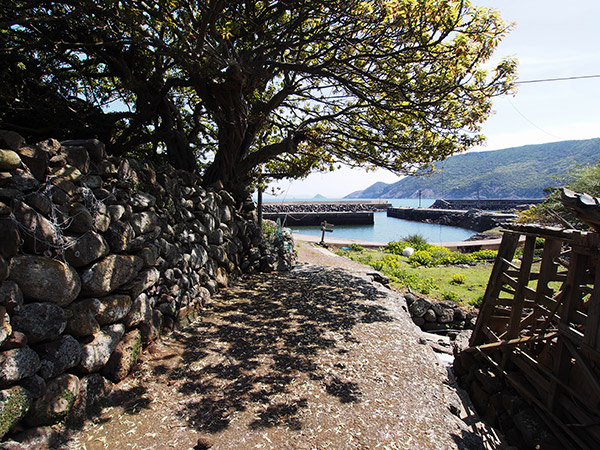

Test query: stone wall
[431,199,543,211]
[0,131,291,445]
[387,207,517,232]
[262,201,390,213]
[404,293,477,332]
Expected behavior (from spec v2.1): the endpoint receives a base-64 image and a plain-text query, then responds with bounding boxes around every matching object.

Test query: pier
[261,200,389,226]
[262,211,374,226]
[431,198,542,211]
[387,207,517,232]
[262,199,525,230]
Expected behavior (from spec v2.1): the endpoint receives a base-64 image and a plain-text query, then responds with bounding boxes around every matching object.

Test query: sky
[267,0,600,199]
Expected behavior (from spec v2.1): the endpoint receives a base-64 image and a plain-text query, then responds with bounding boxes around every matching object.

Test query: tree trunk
[159,99,197,172]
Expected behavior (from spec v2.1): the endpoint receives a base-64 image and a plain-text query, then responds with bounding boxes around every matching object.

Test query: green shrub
[442,291,461,302]
[349,243,365,252]
[371,254,402,272]
[450,273,466,285]
[386,234,432,255]
[389,270,439,294]
[429,245,451,259]
[469,295,485,308]
[402,233,430,251]
[384,240,410,255]
[409,250,434,267]
[470,249,498,261]
[437,252,475,265]
[262,220,278,242]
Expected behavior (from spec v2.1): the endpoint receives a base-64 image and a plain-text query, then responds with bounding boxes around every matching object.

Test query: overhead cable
[516,74,600,84]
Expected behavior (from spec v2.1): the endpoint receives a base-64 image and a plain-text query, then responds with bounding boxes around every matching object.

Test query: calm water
[264,198,477,244]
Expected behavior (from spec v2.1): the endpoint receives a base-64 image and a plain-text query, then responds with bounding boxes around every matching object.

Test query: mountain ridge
[345,138,600,199]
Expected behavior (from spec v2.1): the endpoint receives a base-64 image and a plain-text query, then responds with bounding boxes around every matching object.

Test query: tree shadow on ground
[55,265,395,447]
[169,265,394,434]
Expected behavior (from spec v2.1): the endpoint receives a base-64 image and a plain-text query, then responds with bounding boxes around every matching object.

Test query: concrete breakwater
[262,200,520,230]
[262,201,388,226]
[263,211,374,226]
[431,198,542,211]
[387,207,517,232]
[262,200,390,213]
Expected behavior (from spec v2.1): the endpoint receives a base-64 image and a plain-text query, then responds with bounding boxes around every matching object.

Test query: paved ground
[55,242,489,450]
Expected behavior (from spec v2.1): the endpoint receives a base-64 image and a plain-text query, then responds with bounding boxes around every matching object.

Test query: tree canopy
[1,0,516,189]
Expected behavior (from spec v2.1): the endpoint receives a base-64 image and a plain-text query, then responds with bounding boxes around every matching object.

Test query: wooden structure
[467,223,600,450]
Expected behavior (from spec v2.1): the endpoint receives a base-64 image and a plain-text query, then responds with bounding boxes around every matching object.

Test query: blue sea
[263,198,477,244]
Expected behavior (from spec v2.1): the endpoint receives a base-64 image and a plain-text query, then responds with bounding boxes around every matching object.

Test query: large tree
[1,0,516,189]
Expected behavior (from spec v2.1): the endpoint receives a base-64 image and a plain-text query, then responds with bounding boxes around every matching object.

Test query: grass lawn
[335,247,494,308]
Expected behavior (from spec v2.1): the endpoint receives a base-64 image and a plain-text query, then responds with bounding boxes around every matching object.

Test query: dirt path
[56,243,485,450]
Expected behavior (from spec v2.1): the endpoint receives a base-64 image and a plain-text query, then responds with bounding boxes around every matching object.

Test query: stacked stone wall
[0,131,291,445]
[404,293,477,332]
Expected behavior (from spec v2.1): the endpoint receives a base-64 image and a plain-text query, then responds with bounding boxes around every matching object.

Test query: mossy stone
[0,386,32,438]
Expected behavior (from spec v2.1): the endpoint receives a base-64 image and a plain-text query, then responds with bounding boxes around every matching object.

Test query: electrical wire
[506,97,566,140]
[515,74,600,85]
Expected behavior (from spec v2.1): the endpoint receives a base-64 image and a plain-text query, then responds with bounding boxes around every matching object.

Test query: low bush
[262,220,279,242]
[409,250,434,267]
[450,273,466,285]
[385,240,411,255]
[442,291,461,302]
[370,254,402,272]
[385,233,430,255]
[470,249,498,261]
[389,270,439,295]
[437,252,475,265]
[405,245,476,267]
[469,295,485,308]
[402,233,430,251]
[349,243,365,252]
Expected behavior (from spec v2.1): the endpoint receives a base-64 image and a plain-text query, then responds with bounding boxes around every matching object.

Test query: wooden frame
[467,224,600,450]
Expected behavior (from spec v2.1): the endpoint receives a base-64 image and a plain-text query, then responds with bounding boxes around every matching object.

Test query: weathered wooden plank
[512,348,596,416]
[501,272,518,289]
[500,272,539,301]
[482,325,501,343]
[471,232,521,346]
[560,323,600,364]
[549,251,589,414]
[475,346,584,450]
[499,286,516,296]
[507,235,537,340]
[562,339,600,399]
[499,257,520,271]
[510,351,551,395]
[585,260,600,349]
[465,332,557,353]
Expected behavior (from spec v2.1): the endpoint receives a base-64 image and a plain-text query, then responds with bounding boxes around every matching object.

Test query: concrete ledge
[264,211,374,226]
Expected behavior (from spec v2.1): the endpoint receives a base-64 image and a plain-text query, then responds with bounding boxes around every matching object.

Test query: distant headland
[345,138,600,199]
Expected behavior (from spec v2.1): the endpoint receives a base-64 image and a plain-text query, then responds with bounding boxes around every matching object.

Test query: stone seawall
[387,207,517,232]
[262,201,385,226]
[0,131,291,445]
[431,199,542,211]
[262,200,390,213]
[263,211,374,226]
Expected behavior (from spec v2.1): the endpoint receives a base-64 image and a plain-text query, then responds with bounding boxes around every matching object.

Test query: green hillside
[346,138,600,199]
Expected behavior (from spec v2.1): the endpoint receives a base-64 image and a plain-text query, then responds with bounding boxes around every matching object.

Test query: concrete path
[56,259,488,450]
